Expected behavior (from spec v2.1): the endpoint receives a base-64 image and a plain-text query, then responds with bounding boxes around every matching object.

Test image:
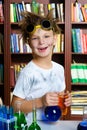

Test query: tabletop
[37,120,81,130]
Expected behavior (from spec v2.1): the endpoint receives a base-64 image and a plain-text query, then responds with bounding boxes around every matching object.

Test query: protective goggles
[27,19,53,34]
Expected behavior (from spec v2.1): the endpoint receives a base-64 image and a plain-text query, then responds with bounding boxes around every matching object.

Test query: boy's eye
[45,35,50,38]
[31,37,38,40]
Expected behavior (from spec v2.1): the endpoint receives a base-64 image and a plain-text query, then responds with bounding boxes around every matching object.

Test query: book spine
[0,1,4,22]
[77,63,86,83]
[72,29,78,52]
[10,66,15,87]
[75,29,82,53]
[0,64,3,83]
[71,63,78,83]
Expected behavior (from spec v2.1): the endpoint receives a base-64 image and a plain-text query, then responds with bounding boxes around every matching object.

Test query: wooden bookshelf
[2,0,87,120]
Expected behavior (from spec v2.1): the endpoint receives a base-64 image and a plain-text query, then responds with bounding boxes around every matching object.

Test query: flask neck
[33,107,37,124]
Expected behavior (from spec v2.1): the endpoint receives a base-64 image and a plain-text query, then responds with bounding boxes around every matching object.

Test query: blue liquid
[77,120,87,130]
[44,106,61,122]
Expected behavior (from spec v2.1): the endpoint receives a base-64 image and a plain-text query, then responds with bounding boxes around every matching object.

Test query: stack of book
[71,63,87,83]
[71,91,87,115]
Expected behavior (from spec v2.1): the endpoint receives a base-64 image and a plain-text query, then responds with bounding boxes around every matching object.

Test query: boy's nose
[39,38,45,44]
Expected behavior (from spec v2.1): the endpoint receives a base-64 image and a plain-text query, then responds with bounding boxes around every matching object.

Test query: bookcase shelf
[70,0,87,120]
[2,0,87,120]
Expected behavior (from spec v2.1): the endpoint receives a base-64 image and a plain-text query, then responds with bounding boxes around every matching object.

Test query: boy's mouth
[38,47,48,51]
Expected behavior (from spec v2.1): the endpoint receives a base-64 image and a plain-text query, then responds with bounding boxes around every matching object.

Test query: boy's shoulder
[52,61,64,69]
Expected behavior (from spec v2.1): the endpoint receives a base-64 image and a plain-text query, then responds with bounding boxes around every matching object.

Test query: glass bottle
[44,106,61,122]
[28,100,41,130]
[14,100,28,130]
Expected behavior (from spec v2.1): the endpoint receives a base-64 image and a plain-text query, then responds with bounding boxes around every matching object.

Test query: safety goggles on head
[26,19,53,34]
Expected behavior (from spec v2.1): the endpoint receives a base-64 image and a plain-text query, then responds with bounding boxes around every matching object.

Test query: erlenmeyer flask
[28,99,41,130]
[14,100,28,130]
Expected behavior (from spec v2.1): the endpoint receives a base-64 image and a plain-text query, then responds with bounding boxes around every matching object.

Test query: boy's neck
[32,58,52,69]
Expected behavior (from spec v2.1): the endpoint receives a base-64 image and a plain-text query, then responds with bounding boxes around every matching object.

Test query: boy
[11,10,72,125]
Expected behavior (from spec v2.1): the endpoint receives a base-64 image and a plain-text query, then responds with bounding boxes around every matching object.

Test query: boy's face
[29,28,56,58]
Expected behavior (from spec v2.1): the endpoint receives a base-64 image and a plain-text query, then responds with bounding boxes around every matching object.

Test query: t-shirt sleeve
[13,71,30,99]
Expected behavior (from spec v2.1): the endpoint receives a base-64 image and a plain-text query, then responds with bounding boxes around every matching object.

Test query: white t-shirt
[13,61,66,125]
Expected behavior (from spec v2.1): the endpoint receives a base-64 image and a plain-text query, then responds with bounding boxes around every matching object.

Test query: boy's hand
[42,92,58,106]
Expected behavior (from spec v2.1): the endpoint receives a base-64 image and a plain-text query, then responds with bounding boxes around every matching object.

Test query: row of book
[71,63,87,83]
[0,33,3,53]
[10,1,64,22]
[54,34,64,53]
[71,90,87,115]
[71,1,87,22]
[0,64,3,83]
[0,1,4,23]
[10,33,32,53]
[10,33,64,53]
[72,28,87,53]
[10,64,26,87]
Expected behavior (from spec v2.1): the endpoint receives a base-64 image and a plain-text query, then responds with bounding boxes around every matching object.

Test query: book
[39,3,45,16]
[75,0,80,22]
[83,64,87,83]
[25,3,31,12]
[13,3,17,22]
[22,1,26,11]
[10,66,15,87]
[56,3,61,22]
[12,33,19,53]
[75,29,82,53]
[50,3,56,19]
[31,0,39,14]
[18,34,24,53]
[71,63,79,83]
[0,33,3,53]
[60,34,64,52]
[81,6,87,22]
[72,29,78,52]
[76,63,86,83]
[71,63,87,83]
[0,1,4,22]
[47,3,51,12]
[0,64,3,83]
[60,3,64,22]
[10,3,14,22]
[78,2,84,22]
[15,3,20,22]
[54,33,61,53]
[71,105,83,115]
[72,90,87,96]
[17,3,24,21]
[71,3,74,22]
